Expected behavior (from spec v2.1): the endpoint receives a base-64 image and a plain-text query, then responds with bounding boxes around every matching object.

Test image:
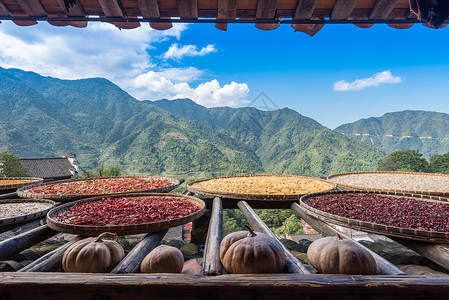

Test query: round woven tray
[187,174,336,201]
[300,190,449,243]
[0,198,56,227]
[17,176,181,202]
[327,171,449,197]
[46,193,205,236]
[0,177,43,191]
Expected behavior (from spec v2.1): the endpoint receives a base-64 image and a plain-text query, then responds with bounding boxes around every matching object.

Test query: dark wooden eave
[0,0,445,35]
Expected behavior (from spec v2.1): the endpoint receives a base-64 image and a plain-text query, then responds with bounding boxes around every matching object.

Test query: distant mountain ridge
[335,110,449,157]
[0,67,385,178]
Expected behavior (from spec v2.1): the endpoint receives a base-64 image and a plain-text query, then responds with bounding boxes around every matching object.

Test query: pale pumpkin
[307,234,377,275]
[140,245,184,273]
[62,232,125,273]
[220,225,285,274]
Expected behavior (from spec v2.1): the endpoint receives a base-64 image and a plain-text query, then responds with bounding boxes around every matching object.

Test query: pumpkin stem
[95,232,118,243]
[336,233,343,240]
[244,224,257,237]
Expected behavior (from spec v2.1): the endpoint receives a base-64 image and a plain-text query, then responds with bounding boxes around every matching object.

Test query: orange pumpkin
[140,245,184,273]
[62,232,125,273]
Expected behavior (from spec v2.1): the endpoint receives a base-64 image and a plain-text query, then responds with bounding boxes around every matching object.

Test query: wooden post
[202,197,223,276]
[18,236,82,272]
[237,201,311,274]
[391,237,449,272]
[291,203,405,275]
[0,225,58,260]
[111,230,167,274]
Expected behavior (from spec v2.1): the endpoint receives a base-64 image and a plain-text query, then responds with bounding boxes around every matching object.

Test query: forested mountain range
[0,67,385,178]
[335,111,449,157]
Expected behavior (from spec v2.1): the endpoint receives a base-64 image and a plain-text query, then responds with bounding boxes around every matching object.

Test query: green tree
[81,164,122,178]
[275,215,304,236]
[430,153,449,174]
[0,151,30,177]
[377,150,429,172]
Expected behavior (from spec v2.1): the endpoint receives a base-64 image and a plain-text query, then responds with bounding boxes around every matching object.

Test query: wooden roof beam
[178,0,198,19]
[137,0,172,31]
[98,0,140,29]
[293,0,317,19]
[56,0,87,28]
[256,0,279,30]
[215,0,238,31]
[16,0,46,16]
[331,0,357,20]
[0,0,11,16]
[369,0,399,19]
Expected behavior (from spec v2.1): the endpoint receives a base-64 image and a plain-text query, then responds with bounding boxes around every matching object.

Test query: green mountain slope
[335,111,449,157]
[0,67,262,177]
[152,100,385,177]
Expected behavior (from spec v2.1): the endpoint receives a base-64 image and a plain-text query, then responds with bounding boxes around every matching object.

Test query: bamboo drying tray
[46,193,205,236]
[327,171,449,197]
[17,176,181,202]
[300,190,449,243]
[0,177,43,191]
[0,198,55,228]
[188,174,336,201]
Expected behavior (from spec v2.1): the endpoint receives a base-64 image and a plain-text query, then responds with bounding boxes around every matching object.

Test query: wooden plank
[202,197,223,276]
[0,225,58,260]
[215,0,238,31]
[56,0,87,27]
[1,273,449,299]
[178,0,198,19]
[390,237,449,272]
[18,236,82,272]
[238,200,311,274]
[256,0,278,19]
[369,0,398,19]
[138,0,173,30]
[98,0,140,29]
[16,0,46,16]
[291,203,405,276]
[293,0,317,19]
[330,0,357,20]
[0,1,11,16]
[0,217,45,235]
[111,230,167,274]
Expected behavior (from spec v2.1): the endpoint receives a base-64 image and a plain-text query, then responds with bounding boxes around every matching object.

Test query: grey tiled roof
[20,158,74,180]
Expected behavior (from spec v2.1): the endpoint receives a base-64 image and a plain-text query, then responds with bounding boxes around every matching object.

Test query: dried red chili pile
[54,197,201,226]
[28,177,172,195]
[307,194,449,232]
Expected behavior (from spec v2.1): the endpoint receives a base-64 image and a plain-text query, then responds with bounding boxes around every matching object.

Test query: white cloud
[132,70,249,107]
[333,70,403,91]
[0,21,248,107]
[163,44,217,60]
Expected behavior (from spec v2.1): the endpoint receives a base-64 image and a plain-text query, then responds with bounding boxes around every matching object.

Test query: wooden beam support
[255,0,279,30]
[98,0,140,29]
[291,203,405,276]
[215,0,238,31]
[56,0,87,27]
[2,273,449,299]
[137,0,172,30]
[202,197,223,276]
[0,225,58,260]
[238,200,311,274]
[16,0,46,16]
[293,0,317,19]
[111,230,167,274]
[390,237,449,272]
[0,1,11,16]
[331,0,357,20]
[369,0,398,19]
[178,0,198,19]
[18,236,82,272]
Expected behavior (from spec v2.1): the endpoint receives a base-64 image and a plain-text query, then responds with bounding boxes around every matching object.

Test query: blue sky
[1,21,448,129]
